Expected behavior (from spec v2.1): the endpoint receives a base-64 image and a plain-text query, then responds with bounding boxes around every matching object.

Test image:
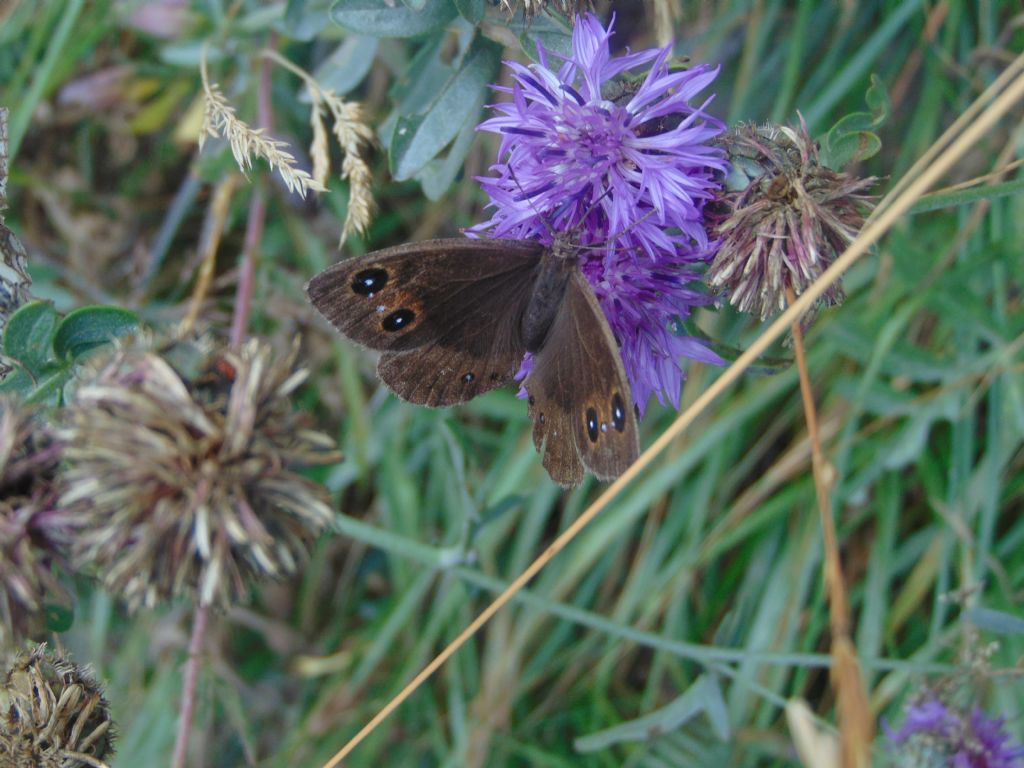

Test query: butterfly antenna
[505,165,558,239]
[504,166,661,257]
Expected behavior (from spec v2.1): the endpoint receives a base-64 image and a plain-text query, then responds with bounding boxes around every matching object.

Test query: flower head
[499,0,593,20]
[0,645,117,767]
[706,121,876,319]
[472,13,728,413]
[885,695,1024,768]
[1,107,33,345]
[59,334,340,611]
[0,398,69,645]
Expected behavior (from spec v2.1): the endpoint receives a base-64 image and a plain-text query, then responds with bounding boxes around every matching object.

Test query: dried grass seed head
[500,1,593,19]
[707,121,877,320]
[0,645,116,768]
[199,56,325,199]
[0,398,68,646]
[59,335,338,612]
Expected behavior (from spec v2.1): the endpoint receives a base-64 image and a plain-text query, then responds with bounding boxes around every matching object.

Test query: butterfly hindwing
[306,238,544,406]
[524,270,639,486]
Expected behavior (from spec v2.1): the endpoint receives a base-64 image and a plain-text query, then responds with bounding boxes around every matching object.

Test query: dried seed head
[0,645,116,768]
[707,121,877,320]
[59,335,339,611]
[0,399,69,645]
[499,0,593,19]
[1,108,33,345]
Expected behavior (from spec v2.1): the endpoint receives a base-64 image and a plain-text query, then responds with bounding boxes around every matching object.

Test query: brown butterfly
[305,232,639,487]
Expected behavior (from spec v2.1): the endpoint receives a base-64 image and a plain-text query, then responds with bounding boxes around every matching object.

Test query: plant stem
[787,286,873,768]
[229,39,274,348]
[171,602,210,768]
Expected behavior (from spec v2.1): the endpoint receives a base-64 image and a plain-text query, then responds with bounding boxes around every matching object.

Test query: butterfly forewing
[524,270,639,486]
[306,238,544,407]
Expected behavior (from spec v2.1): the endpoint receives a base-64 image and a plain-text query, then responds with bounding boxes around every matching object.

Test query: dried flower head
[0,645,116,768]
[1,108,32,344]
[59,335,339,611]
[0,398,69,645]
[885,694,1024,768]
[471,13,728,413]
[706,120,876,320]
[499,0,593,19]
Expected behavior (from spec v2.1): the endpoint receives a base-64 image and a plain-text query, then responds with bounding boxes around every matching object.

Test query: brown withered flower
[499,0,593,20]
[0,398,69,645]
[59,335,339,612]
[0,645,116,768]
[707,121,876,320]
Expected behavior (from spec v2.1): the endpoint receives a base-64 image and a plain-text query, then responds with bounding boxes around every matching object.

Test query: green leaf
[330,0,457,38]
[312,35,380,96]
[820,74,889,168]
[0,367,34,399]
[454,0,484,23]
[390,35,501,181]
[864,73,891,121]
[515,13,572,61]
[822,129,881,170]
[45,603,75,633]
[2,301,58,375]
[573,675,729,751]
[283,0,334,40]
[908,178,1024,215]
[24,368,70,406]
[52,306,140,361]
[387,29,459,116]
[964,607,1024,636]
[416,102,479,199]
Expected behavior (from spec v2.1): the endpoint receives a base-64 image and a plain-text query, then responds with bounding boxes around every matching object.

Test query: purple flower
[470,13,728,414]
[885,696,1024,768]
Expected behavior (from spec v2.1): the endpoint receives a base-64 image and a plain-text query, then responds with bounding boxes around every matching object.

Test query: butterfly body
[306,235,639,486]
[522,235,577,352]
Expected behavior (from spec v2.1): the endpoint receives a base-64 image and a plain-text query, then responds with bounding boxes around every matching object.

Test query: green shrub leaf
[454,0,484,23]
[2,301,59,375]
[821,74,889,168]
[331,0,457,38]
[390,34,501,181]
[52,306,140,361]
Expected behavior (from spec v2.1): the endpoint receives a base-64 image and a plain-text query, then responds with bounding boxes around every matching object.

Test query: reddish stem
[229,41,274,347]
[229,189,266,347]
[170,602,209,768]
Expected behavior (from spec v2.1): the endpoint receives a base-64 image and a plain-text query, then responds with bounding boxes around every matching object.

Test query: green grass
[1,1,1022,766]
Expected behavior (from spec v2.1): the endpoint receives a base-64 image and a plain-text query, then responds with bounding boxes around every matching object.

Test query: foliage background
[1,0,1022,765]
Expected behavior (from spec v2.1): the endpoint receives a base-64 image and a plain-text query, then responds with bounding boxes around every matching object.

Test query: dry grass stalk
[261,49,375,243]
[199,53,325,198]
[788,285,873,768]
[309,98,331,188]
[319,50,1024,768]
[786,699,840,768]
[328,99,375,242]
[182,174,241,334]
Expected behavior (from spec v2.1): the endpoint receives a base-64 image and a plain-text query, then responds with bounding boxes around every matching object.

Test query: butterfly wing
[306,238,543,407]
[524,270,639,487]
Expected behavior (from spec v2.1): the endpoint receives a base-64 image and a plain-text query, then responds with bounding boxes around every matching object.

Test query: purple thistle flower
[885,696,1024,768]
[471,13,728,414]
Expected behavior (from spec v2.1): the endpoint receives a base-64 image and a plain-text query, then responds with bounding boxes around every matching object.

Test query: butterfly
[305,231,639,487]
